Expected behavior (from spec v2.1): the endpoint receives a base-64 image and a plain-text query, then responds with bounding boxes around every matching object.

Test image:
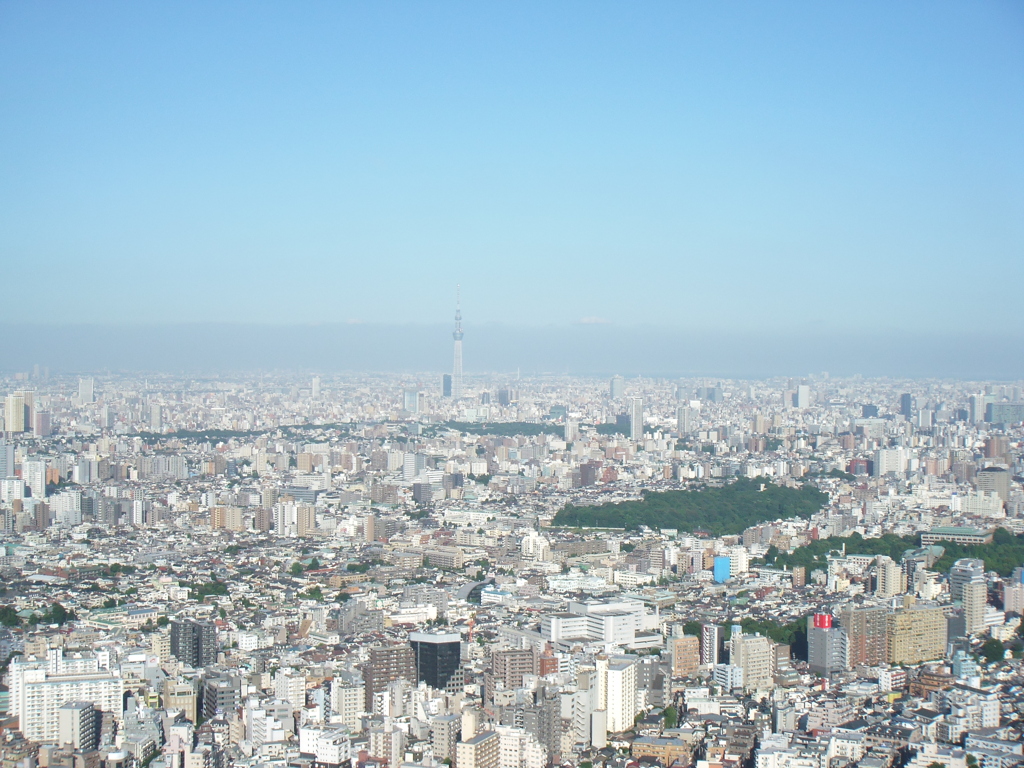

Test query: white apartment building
[329,681,365,729]
[274,668,306,711]
[597,656,638,733]
[10,649,123,744]
[730,629,773,692]
[495,725,546,768]
[299,726,352,766]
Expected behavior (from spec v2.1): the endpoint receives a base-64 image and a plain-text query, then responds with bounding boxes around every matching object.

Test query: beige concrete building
[162,680,198,723]
[730,630,773,692]
[457,730,500,768]
[887,605,946,664]
[670,635,700,678]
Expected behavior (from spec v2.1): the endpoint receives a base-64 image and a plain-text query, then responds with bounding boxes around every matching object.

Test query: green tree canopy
[554,477,827,535]
[38,602,76,626]
[981,638,1005,664]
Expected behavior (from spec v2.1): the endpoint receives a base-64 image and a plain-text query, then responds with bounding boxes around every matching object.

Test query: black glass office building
[410,631,462,690]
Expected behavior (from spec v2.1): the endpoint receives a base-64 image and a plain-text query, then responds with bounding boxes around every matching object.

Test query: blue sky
[1,1,1022,333]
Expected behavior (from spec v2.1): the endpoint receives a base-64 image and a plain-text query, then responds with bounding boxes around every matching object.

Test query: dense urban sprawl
[1,370,1023,768]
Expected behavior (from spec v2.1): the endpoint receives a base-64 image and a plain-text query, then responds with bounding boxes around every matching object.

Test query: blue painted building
[713,556,731,583]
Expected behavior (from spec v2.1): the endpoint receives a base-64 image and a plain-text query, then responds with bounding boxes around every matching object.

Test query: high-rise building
[962,581,988,636]
[950,558,985,603]
[149,404,162,432]
[629,397,644,442]
[986,402,1024,423]
[701,384,724,403]
[969,393,994,424]
[403,452,425,480]
[329,677,365,730]
[840,605,888,667]
[874,555,904,598]
[22,460,47,500]
[16,391,31,429]
[58,702,101,751]
[565,418,580,443]
[886,604,946,664]
[976,467,1011,503]
[363,644,416,711]
[296,505,316,537]
[807,614,847,677]
[78,377,94,404]
[429,714,461,763]
[712,663,744,692]
[4,393,26,433]
[609,375,624,400]
[403,389,420,414]
[700,624,722,667]
[495,726,546,768]
[983,434,1009,459]
[442,374,452,398]
[670,635,700,678]
[950,561,991,638]
[170,619,218,668]
[900,393,914,418]
[274,668,307,710]
[10,650,122,744]
[793,385,810,409]
[874,447,907,476]
[162,680,198,723]
[1003,582,1024,615]
[409,632,462,691]
[791,566,806,588]
[0,438,15,480]
[452,286,464,400]
[33,410,51,437]
[597,656,638,733]
[677,406,693,435]
[487,648,536,703]
[202,673,241,720]
[311,375,321,398]
[456,730,499,768]
[729,628,772,692]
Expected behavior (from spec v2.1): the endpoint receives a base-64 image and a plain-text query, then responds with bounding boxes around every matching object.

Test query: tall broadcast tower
[452,285,464,399]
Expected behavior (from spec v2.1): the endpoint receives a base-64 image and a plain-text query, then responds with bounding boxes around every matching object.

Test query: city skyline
[1,348,1023,768]
[2,4,1024,767]
[0,320,1021,379]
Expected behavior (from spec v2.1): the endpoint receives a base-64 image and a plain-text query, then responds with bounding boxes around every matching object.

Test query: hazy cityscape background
[2,323,1022,380]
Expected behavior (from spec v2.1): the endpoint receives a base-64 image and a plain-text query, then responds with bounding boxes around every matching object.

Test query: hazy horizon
[2,322,1022,380]
[2,2,1022,346]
